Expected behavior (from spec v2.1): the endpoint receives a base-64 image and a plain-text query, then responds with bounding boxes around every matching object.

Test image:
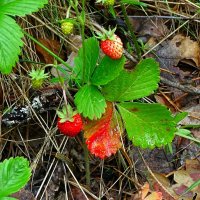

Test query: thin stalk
[83,135,91,187]
[181,124,200,129]
[62,88,69,117]
[81,21,86,85]
[79,0,90,186]
[23,31,73,71]
[72,0,90,187]
[66,5,71,18]
[73,0,86,85]
[120,3,141,59]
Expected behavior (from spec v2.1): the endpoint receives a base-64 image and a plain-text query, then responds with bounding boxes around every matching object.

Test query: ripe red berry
[57,114,83,137]
[100,34,123,60]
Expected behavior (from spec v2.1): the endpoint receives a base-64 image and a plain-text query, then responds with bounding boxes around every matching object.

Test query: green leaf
[74,85,106,120]
[167,143,173,154]
[50,77,66,84]
[0,14,23,74]
[117,102,176,148]
[174,112,188,123]
[91,55,126,86]
[120,0,147,7]
[0,157,31,198]
[74,37,99,83]
[175,129,200,144]
[102,58,160,101]
[183,178,200,196]
[0,197,17,200]
[176,128,191,136]
[0,0,48,16]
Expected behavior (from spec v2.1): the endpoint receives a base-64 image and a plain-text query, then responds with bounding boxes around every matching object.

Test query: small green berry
[31,79,44,89]
[61,21,74,35]
[96,0,115,6]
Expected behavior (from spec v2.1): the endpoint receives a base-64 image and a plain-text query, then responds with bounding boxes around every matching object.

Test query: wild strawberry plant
[0,0,181,160]
[71,37,177,158]
[0,0,48,74]
[73,37,126,119]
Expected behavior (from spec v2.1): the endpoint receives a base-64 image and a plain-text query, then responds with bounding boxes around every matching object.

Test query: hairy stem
[83,135,91,187]
[73,0,86,85]
[23,31,73,71]
[120,3,141,59]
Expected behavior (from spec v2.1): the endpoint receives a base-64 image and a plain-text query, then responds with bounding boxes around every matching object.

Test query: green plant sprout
[71,36,177,149]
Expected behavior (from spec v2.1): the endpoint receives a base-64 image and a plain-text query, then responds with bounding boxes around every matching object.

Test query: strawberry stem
[66,5,71,18]
[23,31,73,71]
[120,3,141,60]
[62,88,69,117]
[83,136,91,187]
[72,0,86,85]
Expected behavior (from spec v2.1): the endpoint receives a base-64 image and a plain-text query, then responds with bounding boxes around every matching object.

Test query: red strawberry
[57,106,83,137]
[99,28,123,60]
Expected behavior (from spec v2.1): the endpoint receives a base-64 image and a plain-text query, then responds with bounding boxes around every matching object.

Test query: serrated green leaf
[73,37,99,83]
[120,0,147,7]
[0,0,48,16]
[0,157,31,197]
[117,102,176,148]
[74,85,106,120]
[102,58,160,101]
[91,55,126,86]
[0,14,23,74]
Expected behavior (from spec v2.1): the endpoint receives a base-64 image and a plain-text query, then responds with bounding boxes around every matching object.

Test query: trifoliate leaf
[74,85,106,120]
[102,58,160,101]
[0,14,23,74]
[74,37,99,83]
[0,157,31,198]
[117,102,176,148]
[0,0,48,16]
[84,102,122,159]
[91,55,126,86]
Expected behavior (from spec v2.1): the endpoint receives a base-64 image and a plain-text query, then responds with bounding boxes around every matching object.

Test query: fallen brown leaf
[35,38,65,64]
[147,34,200,82]
[174,34,200,67]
